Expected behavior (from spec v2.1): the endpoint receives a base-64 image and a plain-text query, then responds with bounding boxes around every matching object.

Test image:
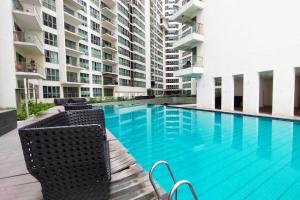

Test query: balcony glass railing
[103,80,118,85]
[103,66,116,73]
[102,43,116,49]
[64,5,77,17]
[67,76,78,82]
[179,56,203,70]
[15,62,45,76]
[178,23,203,39]
[13,31,43,52]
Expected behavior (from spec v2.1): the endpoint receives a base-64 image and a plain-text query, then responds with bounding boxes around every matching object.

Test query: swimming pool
[100,104,300,200]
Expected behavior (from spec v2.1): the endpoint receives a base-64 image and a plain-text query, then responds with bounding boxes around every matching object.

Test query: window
[46,68,59,81]
[66,55,77,66]
[63,87,79,97]
[43,13,57,29]
[90,20,100,32]
[93,88,102,97]
[80,58,89,69]
[42,0,56,11]
[43,86,60,98]
[91,48,101,59]
[119,68,130,77]
[80,73,89,83]
[78,29,88,41]
[67,71,78,82]
[78,13,87,26]
[91,34,101,46]
[79,43,89,55]
[45,50,58,64]
[80,87,90,97]
[90,6,100,19]
[92,75,102,84]
[92,61,101,71]
[119,57,130,67]
[44,32,57,46]
[65,39,76,49]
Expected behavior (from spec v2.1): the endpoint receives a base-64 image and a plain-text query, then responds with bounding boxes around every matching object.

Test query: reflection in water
[232,115,243,150]
[100,104,300,199]
[292,123,300,170]
[214,113,222,144]
[257,118,272,159]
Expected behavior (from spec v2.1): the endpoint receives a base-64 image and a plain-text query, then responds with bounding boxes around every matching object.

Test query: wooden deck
[0,107,158,200]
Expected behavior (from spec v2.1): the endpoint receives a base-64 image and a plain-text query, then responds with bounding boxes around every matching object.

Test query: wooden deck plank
[0,107,158,200]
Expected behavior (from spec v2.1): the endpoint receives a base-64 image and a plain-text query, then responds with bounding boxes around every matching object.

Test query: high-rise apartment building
[148,0,165,96]
[164,0,197,95]
[0,0,167,108]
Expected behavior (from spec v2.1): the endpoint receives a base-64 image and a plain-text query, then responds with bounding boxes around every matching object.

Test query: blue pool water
[99,104,300,200]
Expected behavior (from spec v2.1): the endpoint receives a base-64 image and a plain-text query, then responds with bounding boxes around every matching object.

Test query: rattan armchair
[18,109,110,200]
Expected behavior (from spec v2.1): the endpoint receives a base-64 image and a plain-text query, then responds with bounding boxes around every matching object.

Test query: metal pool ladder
[149,160,198,200]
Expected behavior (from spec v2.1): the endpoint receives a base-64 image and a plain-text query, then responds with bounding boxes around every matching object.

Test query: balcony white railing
[13,31,43,52]
[15,61,45,77]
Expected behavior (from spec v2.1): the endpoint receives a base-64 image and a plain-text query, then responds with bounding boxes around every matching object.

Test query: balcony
[102,66,118,77]
[65,43,82,57]
[102,56,118,66]
[160,17,168,30]
[64,6,81,26]
[62,73,82,86]
[173,56,204,78]
[13,5,42,30]
[101,6,117,19]
[171,0,204,23]
[103,80,118,87]
[66,62,82,72]
[102,0,116,8]
[173,23,204,50]
[64,0,82,10]
[102,32,117,43]
[15,62,45,79]
[101,19,117,31]
[102,44,117,54]
[64,24,82,41]
[13,31,43,55]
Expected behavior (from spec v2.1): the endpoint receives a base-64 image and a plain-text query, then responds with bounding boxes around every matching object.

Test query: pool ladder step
[149,160,198,200]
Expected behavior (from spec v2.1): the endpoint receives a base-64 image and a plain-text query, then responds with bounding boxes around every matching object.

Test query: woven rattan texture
[18,110,110,200]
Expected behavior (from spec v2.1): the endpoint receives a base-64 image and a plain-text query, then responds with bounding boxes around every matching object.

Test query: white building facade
[172,0,300,118]
[0,0,169,108]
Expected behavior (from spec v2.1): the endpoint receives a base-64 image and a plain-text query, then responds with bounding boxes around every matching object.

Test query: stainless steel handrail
[149,160,178,200]
[169,180,198,200]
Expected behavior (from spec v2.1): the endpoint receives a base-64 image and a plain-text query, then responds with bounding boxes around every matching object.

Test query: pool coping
[167,104,300,123]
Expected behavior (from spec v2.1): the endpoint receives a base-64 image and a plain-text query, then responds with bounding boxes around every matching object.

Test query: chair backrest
[66,109,106,135]
[64,104,93,111]
[19,125,111,193]
[24,112,69,128]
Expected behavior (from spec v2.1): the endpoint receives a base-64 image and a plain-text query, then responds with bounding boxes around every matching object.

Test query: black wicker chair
[18,109,110,200]
[64,103,93,111]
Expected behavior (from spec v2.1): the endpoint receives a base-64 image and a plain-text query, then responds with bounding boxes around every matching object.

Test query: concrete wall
[0,0,16,108]
[197,0,300,117]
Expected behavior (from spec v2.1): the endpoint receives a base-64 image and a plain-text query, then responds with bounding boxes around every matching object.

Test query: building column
[0,0,16,108]
[273,67,294,117]
[243,72,259,114]
[222,75,234,111]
